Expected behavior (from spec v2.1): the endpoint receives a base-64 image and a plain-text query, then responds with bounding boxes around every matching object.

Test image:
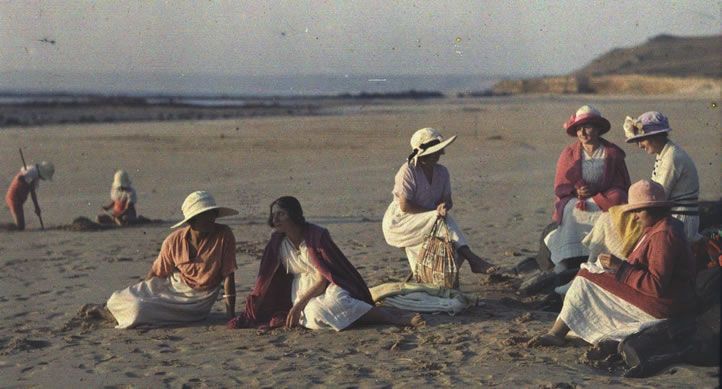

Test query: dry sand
[0,95,719,387]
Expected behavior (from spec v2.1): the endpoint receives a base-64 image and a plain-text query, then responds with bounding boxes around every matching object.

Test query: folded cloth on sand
[369,282,475,315]
[106,272,220,329]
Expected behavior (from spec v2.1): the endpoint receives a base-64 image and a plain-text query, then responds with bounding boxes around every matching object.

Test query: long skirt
[382,201,468,272]
[299,284,372,331]
[106,273,220,329]
[559,276,664,344]
[544,198,602,269]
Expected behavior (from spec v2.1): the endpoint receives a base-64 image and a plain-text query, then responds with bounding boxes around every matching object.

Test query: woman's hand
[285,302,305,328]
[598,253,622,272]
[436,202,448,217]
[576,185,591,198]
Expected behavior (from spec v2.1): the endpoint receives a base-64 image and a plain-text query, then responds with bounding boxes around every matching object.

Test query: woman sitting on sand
[623,111,701,243]
[529,180,695,347]
[228,196,424,330]
[382,128,496,277]
[97,170,138,226]
[82,191,238,328]
[538,105,630,273]
[4,161,54,230]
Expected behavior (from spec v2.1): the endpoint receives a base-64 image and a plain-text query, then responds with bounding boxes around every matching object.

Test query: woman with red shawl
[539,105,631,273]
[228,196,424,330]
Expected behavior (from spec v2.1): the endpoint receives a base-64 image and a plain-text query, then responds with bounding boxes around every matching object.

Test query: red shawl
[552,139,631,224]
[228,223,374,329]
[578,217,696,318]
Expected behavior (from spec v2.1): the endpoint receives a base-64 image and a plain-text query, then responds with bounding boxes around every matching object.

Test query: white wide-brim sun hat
[409,127,457,161]
[171,190,239,228]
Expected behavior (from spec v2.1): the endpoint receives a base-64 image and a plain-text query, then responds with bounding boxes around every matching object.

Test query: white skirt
[382,201,468,271]
[544,198,602,267]
[106,273,220,329]
[299,284,372,331]
[559,276,664,344]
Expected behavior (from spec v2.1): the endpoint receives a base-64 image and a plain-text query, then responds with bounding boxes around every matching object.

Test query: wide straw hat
[408,127,457,163]
[622,180,673,213]
[563,105,611,136]
[623,111,672,143]
[112,170,131,187]
[37,161,55,181]
[171,191,239,228]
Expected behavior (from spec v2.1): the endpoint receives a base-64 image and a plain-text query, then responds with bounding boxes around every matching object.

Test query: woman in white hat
[382,127,496,278]
[538,105,631,274]
[4,161,54,230]
[529,180,695,348]
[97,170,138,226]
[81,191,239,329]
[623,111,701,242]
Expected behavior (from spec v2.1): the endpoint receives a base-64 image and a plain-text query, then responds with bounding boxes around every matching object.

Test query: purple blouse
[392,162,452,210]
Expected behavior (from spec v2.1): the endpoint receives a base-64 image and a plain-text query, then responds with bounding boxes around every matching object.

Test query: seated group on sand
[12,106,713,357]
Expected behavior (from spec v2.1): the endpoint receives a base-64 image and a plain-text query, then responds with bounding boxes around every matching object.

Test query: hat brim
[625,128,671,143]
[416,135,457,158]
[565,117,611,136]
[621,200,673,213]
[170,206,239,228]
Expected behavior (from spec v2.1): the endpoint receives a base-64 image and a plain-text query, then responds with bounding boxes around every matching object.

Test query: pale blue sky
[1,0,719,77]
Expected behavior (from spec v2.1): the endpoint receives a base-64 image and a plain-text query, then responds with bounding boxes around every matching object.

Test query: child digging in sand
[5,161,54,230]
[97,170,138,226]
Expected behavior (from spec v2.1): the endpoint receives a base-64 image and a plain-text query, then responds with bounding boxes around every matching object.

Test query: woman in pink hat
[623,111,701,242]
[80,191,239,328]
[529,180,695,348]
[382,127,496,279]
[538,105,631,274]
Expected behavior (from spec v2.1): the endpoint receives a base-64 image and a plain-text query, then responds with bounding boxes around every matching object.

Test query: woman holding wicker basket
[382,128,497,285]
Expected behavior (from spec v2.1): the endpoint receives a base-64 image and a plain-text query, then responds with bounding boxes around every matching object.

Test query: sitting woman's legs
[457,245,496,274]
[528,319,570,347]
[355,306,425,327]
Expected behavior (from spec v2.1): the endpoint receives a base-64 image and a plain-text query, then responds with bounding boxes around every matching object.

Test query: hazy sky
[1,0,720,77]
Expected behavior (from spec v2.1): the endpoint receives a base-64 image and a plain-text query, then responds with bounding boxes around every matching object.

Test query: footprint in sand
[1,336,51,355]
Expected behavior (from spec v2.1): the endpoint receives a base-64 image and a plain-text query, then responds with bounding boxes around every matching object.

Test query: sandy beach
[0,95,719,387]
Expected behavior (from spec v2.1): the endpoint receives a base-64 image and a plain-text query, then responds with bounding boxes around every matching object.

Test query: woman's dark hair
[267,196,306,227]
[643,206,669,219]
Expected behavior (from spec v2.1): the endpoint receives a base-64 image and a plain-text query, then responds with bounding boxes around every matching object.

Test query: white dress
[280,238,372,331]
[652,140,701,242]
[545,147,606,269]
[382,204,468,272]
[559,274,664,344]
[106,273,220,329]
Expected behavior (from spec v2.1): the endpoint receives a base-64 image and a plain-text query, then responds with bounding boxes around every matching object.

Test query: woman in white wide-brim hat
[97,170,138,226]
[82,191,239,329]
[382,127,496,278]
[4,161,54,230]
[529,180,695,348]
[623,111,701,242]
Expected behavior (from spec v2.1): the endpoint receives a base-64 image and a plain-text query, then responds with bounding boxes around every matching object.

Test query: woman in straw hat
[623,111,701,242]
[229,196,424,330]
[97,170,138,226]
[81,191,239,328]
[538,105,631,273]
[529,180,695,347]
[382,127,496,277]
[4,160,54,230]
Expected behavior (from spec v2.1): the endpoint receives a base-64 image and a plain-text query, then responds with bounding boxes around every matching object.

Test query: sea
[0,72,501,107]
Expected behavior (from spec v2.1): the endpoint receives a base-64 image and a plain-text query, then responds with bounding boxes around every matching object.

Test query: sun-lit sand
[1,95,719,387]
